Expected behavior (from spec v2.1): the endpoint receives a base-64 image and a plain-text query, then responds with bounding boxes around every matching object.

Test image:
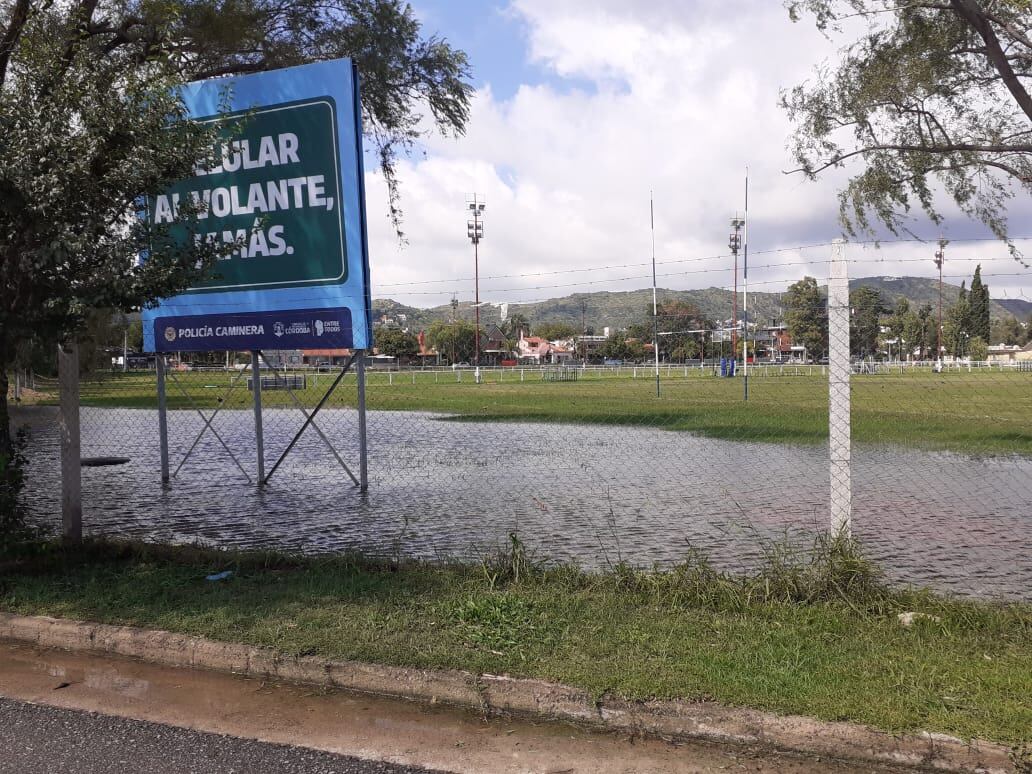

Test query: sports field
[24,367,1032,454]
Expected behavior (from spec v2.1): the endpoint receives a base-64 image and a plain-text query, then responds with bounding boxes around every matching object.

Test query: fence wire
[9,245,1032,601]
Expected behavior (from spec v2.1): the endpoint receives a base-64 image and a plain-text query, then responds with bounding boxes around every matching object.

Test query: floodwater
[11,406,1032,600]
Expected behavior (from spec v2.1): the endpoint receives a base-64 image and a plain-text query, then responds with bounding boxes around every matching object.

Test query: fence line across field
[11,238,1032,600]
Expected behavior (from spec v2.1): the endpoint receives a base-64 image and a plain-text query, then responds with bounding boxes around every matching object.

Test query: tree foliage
[427,320,476,363]
[0,0,473,460]
[374,326,418,358]
[0,2,230,457]
[785,276,828,358]
[784,1,1032,251]
[532,321,577,342]
[849,285,885,357]
[968,264,991,341]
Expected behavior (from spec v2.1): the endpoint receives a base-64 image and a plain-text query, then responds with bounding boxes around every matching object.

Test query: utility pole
[934,238,947,366]
[580,298,588,363]
[466,194,485,381]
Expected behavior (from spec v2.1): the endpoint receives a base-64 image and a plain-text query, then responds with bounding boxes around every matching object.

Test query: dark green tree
[427,320,476,364]
[968,264,991,341]
[533,322,578,342]
[944,297,972,357]
[784,277,828,360]
[0,4,230,464]
[784,1,1032,251]
[849,286,885,358]
[0,0,473,465]
[374,327,418,358]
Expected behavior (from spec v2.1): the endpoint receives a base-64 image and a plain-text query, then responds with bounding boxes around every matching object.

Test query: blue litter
[205,570,233,582]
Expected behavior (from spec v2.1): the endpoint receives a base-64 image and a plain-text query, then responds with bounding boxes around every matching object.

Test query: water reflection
[12,406,1032,600]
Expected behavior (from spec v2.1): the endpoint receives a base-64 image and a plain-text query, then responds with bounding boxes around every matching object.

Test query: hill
[373,276,1025,333]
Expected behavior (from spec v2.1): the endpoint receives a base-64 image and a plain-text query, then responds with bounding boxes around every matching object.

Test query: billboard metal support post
[156,355,170,484]
[251,350,265,485]
[57,341,82,544]
[357,351,369,492]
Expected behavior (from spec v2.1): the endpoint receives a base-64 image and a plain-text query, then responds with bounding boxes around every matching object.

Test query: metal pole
[651,192,660,397]
[156,354,170,484]
[732,240,738,358]
[357,350,369,492]
[743,169,749,401]
[251,350,265,484]
[57,341,82,544]
[122,327,128,373]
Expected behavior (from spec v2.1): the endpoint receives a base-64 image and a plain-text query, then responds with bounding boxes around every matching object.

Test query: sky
[361,0,1032,312]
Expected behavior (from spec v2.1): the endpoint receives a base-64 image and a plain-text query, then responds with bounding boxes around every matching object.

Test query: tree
[629,300,708,362]
[907,303,934,359]
[785,277,828,360]
[943,298,972,357]
[849,286,885,358]
[0,4,230,464]
[784,1,1032,248]
[968,264,991,341]
[427,320,476,364]
[0,0,473,465]
[968,335,988,361]
[374,327,418,358]
[533,322,577,342]
[502,313,530,339]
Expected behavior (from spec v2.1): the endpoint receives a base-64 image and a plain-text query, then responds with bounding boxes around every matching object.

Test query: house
[988,344,1023,363]
[480,324,510,365]
[303,348,353,367]
[414,330,440,366]
[516,331,571,364]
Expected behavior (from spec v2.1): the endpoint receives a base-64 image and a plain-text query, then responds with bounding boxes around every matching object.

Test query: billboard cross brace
[257,351,359,486]
[263,352,358,485]
[167,366,253,482]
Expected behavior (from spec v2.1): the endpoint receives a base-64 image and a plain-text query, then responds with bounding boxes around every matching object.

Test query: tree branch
[789,142,1032,175]
[950,0,1032,122]
[0,0,31,89]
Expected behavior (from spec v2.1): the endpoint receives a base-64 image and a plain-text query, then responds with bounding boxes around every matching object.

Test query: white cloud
[364,1,1032,312]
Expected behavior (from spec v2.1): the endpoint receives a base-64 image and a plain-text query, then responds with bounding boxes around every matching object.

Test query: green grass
[1,536,1030,745]
[28,368,1032,454]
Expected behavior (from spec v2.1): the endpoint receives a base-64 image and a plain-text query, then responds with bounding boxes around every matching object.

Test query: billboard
[142,59,373,353]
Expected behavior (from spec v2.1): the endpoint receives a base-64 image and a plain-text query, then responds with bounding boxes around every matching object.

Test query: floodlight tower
[466,194,485,378]
[729,216,745,358]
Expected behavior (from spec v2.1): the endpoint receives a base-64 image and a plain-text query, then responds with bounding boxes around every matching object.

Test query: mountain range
[373,276,1032,333]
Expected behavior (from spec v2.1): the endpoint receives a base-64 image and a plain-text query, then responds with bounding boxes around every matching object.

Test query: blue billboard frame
[142,59,374,353]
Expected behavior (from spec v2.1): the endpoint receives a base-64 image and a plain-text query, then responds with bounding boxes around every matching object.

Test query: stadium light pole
[466,194,485,382]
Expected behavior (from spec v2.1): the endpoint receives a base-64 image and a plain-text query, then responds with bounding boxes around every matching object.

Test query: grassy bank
[1,536,1029,745]
[21,368,1032,453]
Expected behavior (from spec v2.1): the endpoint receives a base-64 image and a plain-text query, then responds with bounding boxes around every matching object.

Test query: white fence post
[828,239,852,537]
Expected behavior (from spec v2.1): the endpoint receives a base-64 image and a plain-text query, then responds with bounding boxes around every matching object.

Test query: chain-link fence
[9,242,1032,600]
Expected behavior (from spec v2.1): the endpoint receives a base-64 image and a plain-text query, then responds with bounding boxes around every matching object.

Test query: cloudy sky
[361,0,1032,310]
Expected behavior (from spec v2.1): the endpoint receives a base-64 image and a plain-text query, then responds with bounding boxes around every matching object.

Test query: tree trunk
[0,336,11,461]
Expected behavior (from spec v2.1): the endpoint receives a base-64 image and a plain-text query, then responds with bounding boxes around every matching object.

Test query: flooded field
[12,405,1032,600]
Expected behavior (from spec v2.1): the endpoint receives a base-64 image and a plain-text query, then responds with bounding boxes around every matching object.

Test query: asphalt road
[0,697,443,774]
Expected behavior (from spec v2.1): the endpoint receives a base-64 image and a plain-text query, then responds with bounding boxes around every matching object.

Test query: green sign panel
[150,98,346,292]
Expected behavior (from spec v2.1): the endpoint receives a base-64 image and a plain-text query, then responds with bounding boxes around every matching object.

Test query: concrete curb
[0,612,1015,773]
